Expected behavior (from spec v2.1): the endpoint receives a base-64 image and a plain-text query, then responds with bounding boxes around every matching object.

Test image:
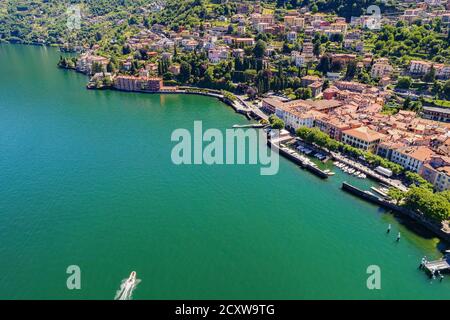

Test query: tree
[268,115,285,129]
[405,172,433,190]
[253,40,267,59]
[388,188,405,205]
[106,61,115,73]
[345,61,357,80]
[316,55,331,73]
[179,61,192,83]
[95,32,102,42]
[403,97,411,110]
[404,187,450,222]
[227,24,234,34]
[396,77,412,90]
[313,42,321,57]
[443,80,450,100]
[423,65,436,83]
[91,62,103,74]
[295,87,312,99]
[122,45,131,55]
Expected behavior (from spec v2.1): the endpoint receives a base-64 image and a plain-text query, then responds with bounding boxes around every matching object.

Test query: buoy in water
[419,257,426,269]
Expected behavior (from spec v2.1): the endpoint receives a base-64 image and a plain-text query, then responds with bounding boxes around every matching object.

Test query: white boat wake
[114,271,141,300]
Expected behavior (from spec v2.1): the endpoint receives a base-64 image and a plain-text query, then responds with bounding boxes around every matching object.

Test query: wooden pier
[422,253,450,276]
[424,259,450,274]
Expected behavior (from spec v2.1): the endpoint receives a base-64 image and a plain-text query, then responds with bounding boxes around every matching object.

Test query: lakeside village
[56,1,450,270]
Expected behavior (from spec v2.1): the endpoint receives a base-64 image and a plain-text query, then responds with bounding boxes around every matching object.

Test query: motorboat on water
[127,271,136,285]
[116,271,137,300]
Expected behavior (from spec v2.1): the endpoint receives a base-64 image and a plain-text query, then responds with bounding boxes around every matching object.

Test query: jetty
[232,123,267,129]
[423,258,450,274]
[421,251,450,277]
[269,140,329,179]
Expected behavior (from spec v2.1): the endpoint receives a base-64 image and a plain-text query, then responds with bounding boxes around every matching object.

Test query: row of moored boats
[333,161,367,179]
[281,145,316,167]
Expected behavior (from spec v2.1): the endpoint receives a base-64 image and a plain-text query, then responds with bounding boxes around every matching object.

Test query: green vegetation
[423,97,450,109]
[366,20,450,65]
[396,77,412,90]
[405,172,433,190]
[387,188,405,206]
[0,0,152,45]
[387,185,450,222]
[268,114,285,129]
[221,90,236,102]
[274,0,396,20]
[58,55,77,69]
[404,187,450,222]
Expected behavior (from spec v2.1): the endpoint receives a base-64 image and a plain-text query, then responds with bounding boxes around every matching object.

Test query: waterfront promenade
[331,152,408,192]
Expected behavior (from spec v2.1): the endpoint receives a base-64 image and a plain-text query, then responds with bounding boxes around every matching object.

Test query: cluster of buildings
[409,60,450,80]
[399,0,450,24]
[76,52,109,75]
[113,75,165,92]
[263,86,450,191]
[74,1,450,192]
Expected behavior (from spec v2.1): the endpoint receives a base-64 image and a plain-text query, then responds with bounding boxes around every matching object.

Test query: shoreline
[342,182,450,244]
[58,51,450,245]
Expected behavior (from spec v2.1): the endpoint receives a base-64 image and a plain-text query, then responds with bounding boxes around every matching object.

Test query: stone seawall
[342,182,450,243]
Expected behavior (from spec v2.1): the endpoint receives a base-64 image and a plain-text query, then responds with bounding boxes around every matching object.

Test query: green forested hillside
[0,0,399,45]
[0,0,152,45]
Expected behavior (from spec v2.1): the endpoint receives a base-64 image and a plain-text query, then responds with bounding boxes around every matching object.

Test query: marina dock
[269,140,329,179]
[232,123,267,129]
[423,258,450,274]
[421,251,450,277]
[332,152,408,192]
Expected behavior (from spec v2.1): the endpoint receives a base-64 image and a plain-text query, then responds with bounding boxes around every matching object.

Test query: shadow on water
[378,207,450,250]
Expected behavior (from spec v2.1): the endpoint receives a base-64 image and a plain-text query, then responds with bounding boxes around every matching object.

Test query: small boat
[323,169,335,176]
[348,168,356,174]
[128,271,136,284]
[359,174,367,179]
[371,187,388,197]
